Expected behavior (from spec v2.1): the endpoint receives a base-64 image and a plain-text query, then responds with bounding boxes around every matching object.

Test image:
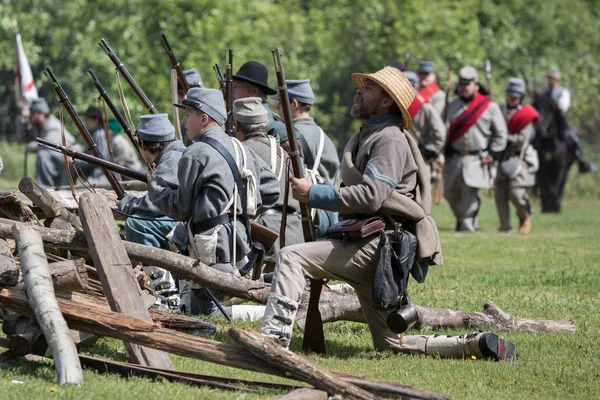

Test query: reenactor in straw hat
[404,71,446,181]
[273,79,340,236]
[233,97,304,268]
[117,113,186,310]
[26,97,77,187]
[148,87,279,317]
[259,66,516,360]
[444,66,507,232]
[417,61,446,115]
[495,78,539,234]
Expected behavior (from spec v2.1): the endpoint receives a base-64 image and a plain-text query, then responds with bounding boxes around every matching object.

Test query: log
[13,259,88,293]
[19,177,82,230]
[0,193,40,225]
[268,388,328,400]
[78,192,173,370]
[0,219,576,334]
[12,225,83,385]
[229,328,377,400]
[0,239,19,288]
[0,289,448,400]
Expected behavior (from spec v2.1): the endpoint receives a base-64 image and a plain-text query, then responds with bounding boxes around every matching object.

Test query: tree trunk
[0,193,41,225]
[78,192,173,370]
[229,328,377,400]
[18,178,81,230]
[0,288,448,400]
[12,225,83,385]
[0,218,576,334]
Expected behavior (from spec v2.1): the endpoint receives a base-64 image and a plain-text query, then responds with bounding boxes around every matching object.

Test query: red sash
[417,82,440,103]
[507,105,539,134]
[448,93,493,145]
[408,97,424,119]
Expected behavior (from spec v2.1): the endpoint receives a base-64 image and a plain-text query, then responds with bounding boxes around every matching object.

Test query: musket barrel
[36,138,147,183]
[45,66,126,199]
[99,38,158,114]
[271,48,315,243]
[161,33,189,93]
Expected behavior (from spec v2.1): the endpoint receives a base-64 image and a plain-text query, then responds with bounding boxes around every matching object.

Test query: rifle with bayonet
[45,67,126,199]
[225,50,234,136]
[37,138,147,182]
[485,59,492,96]
[271,48,324,354]
[161,32,189,93]
[434,70,453,205]
[99,38,158,114]
[87,69,153,171]
[404,48,411,70]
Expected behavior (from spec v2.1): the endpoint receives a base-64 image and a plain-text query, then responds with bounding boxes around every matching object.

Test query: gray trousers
[494,179,531,231]
[444,165,480,232]
[272,236,426,352]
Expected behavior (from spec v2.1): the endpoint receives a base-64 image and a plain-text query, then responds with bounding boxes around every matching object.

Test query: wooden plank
[0,289,450,400]
[12,225,82,385]
[78,192,172,369]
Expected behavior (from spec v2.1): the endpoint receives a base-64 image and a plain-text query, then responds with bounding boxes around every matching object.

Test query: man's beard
[350,94,378,120]
[459,93,476,103]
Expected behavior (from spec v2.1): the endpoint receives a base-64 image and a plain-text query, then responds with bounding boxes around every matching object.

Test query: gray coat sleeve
[148,153,202,222]
[507,122,534,151]
[488,102,508,155]
[423,104,447,154]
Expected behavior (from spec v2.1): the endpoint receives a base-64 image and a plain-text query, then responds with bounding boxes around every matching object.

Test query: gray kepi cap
[30,98,50,114]
[233,97,268,124]
[417,61,434,74]
[136,113,175,142]
[458,66,479,84]
[547,67,561,79]
[173,87,227,126]
[403,71,419,87]
[272,79,315,105]
[505,77,526,98]
[182,68,203,88]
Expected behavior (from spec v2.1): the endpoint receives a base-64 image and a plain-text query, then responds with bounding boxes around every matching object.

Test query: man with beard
[417,61,446,115]
[444,66,507,232]
[25,98,77,187]
[259,67,516,361]
[496,78,539,233]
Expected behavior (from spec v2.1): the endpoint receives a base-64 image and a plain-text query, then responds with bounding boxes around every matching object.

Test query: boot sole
[479,333,517,361]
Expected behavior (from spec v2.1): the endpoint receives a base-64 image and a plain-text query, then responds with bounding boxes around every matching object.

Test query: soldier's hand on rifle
[290,176,312,203]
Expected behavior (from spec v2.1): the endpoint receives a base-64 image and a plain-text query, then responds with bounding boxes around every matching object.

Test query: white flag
[14,21,38,109]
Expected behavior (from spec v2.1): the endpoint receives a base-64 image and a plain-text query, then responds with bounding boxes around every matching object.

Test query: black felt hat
[84,106,103,120]
[233,61,277,96]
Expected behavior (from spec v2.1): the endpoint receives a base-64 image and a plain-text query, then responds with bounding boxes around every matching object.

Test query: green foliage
[0,197,599,398]
[1,0,599,148]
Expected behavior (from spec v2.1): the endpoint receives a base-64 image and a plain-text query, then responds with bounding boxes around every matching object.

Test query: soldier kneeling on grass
[260,66,517,361]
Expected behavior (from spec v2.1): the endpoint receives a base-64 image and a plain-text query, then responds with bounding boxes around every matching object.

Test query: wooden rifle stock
[99,38,158,114]
[225,50,234,136]
[44,67,126,199]
[87,69,151,169]
[161,33,189,93]
[272,48,324,354]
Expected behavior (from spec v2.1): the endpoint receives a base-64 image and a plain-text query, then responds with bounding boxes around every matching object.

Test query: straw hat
[351,66,415,129]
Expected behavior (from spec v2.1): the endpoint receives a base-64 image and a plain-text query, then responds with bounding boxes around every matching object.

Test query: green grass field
[0,141,599,399]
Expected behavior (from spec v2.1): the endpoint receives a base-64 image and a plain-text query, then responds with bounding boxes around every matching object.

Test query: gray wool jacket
[243,133,304,261]
[294,117,340,186]
[148,125,279,264]
[118,140,185,216]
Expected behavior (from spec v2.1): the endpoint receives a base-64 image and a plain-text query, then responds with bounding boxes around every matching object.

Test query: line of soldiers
[20,58,524,361]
